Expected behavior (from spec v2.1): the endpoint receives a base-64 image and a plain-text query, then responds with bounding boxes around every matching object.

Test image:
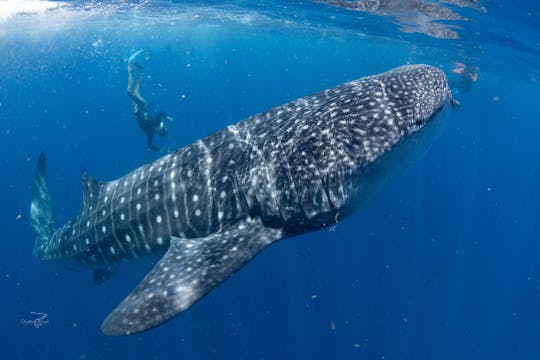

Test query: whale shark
[30,64,456,336]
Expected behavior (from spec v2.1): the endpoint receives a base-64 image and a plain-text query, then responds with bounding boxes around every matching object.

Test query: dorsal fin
[81,172,107,211]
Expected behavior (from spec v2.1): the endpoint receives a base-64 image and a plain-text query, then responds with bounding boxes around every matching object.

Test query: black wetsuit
[135,111,165,151]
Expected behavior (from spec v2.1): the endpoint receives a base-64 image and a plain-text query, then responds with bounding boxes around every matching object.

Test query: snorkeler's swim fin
[128,49,144,66]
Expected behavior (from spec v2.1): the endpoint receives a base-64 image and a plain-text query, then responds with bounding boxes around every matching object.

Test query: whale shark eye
[414,119,423,126]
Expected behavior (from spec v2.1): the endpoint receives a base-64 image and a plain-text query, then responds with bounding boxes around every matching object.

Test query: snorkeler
[451,61,479,95]
[127,50,173,151]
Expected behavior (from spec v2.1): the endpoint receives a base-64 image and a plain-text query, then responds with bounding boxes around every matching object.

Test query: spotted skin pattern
[31,64,453,336]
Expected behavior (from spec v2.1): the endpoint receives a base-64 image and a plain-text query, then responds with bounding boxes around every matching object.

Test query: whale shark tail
[30,152,55,256]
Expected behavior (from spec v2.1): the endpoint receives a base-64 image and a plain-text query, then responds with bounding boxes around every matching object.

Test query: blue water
[1,0,540,359]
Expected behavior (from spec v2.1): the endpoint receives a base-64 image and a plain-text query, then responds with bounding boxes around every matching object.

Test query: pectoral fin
[101,217,282,336]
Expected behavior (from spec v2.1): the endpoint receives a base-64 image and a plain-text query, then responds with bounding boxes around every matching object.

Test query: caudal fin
[30,152,54,256]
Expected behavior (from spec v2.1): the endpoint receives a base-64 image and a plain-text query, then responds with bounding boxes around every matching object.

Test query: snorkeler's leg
[127,49,147,106]
[133,72,143,98]
[127,65,136,93]
[128,71,148,111]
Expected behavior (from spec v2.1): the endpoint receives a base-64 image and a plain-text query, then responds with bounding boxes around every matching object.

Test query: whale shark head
[325,64,456,212]
[378,64,455,134]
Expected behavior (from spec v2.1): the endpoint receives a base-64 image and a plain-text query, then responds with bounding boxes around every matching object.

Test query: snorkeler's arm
[156,111,173,123]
